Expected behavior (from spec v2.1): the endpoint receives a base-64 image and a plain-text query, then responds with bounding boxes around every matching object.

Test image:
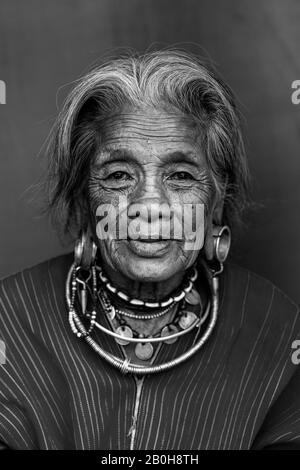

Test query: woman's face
[88,106,213,283]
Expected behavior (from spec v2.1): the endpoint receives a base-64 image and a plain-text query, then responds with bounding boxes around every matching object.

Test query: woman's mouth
[127,239,172,257]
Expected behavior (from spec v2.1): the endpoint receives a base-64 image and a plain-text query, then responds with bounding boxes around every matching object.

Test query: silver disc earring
[212,225,231,263]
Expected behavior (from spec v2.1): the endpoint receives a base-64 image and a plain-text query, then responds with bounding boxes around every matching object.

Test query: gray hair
[45,49,250,239]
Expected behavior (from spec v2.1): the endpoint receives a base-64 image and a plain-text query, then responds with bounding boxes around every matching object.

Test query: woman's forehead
[97,107,204,163]
[101,107,198,138]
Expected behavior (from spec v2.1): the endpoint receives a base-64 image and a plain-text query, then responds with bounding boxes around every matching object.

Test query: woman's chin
[100,239,189,283]
[116,251,184,283]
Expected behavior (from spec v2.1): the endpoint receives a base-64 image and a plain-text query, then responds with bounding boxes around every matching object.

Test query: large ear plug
[205,180,228,262]
[212,225,231,263]
[74,231,98,270]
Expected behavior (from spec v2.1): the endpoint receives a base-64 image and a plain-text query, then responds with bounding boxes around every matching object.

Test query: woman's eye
[106,171,132,181]
[169,171,195,181]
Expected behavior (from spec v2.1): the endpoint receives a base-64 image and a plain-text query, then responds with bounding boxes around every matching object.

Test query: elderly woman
[0,50,299,451]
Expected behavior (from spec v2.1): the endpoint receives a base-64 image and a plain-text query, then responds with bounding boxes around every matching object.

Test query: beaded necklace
[66,260,219,375]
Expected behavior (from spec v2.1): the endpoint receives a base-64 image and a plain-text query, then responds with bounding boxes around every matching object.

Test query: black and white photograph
[0,0,300,453]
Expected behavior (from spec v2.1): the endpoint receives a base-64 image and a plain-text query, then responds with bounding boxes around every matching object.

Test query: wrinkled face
[88,106,213,282]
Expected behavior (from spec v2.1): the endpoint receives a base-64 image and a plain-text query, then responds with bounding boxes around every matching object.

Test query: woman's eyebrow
[162,151,200,166]
[94,149,136,167]
[94,148,201,168]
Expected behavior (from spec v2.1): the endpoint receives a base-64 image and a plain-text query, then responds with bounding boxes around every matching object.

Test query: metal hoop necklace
[96,286,210,361]
[66,260,220,375]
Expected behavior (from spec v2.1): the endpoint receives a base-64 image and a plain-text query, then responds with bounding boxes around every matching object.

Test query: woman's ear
[203,189,226,260]
[204,213,214,260]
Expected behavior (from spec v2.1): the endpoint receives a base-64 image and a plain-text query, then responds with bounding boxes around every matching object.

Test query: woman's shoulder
[223,260,299,331]
[0,252,73,289]
[0,253,73,325]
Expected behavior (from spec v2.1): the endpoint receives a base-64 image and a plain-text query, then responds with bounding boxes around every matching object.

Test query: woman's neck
[102,264,185,302]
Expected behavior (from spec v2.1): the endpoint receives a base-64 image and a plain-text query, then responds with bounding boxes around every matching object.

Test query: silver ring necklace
[66,261,220,375]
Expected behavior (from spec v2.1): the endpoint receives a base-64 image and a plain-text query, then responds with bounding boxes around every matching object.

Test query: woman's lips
[127,239,172,257]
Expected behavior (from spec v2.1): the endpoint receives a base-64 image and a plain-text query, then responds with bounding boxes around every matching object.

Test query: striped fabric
[0,253,299,450]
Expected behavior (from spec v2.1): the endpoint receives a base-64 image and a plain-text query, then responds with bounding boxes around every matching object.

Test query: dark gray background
[0,0,299,304]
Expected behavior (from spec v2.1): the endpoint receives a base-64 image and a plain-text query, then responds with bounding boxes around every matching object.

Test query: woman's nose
[128,198,170,222]
[128,175,170,220]
[127,197,174,240]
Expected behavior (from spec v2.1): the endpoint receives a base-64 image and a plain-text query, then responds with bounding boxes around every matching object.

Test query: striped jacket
[0,253,299,450]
